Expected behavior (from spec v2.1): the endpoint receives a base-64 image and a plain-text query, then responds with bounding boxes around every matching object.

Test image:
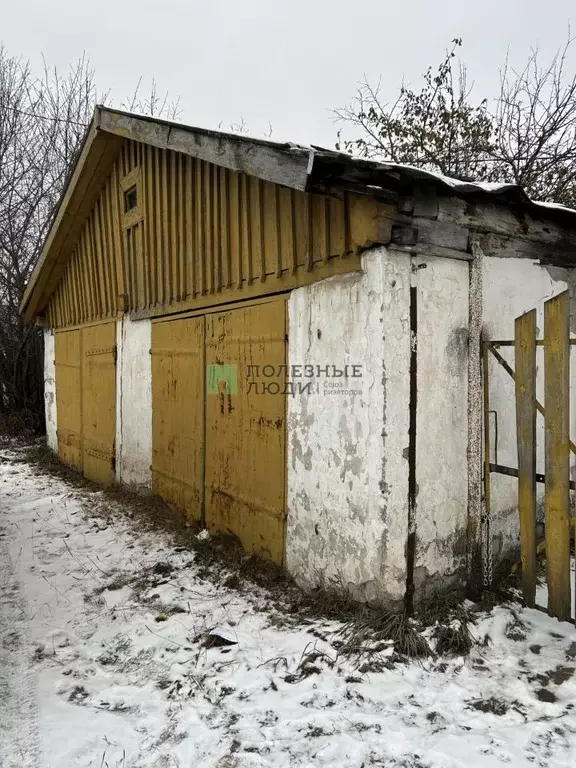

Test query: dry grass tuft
[337,609,432,658]
[433,622,473,656]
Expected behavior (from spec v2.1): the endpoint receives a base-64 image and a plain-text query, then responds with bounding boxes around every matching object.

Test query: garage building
[21,107,576,608]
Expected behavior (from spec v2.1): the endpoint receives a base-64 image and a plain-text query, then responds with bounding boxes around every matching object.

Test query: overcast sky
[3,0,575,147]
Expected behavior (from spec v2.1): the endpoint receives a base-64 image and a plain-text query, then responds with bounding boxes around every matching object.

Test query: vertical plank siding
[48,153,123,327]
[48,139,388,328]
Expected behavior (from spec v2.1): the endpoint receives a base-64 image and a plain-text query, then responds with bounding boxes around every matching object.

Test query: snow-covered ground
[1,444,575,768]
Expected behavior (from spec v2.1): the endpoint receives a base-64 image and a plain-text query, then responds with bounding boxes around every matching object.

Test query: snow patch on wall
[285,247,411,606]
[43,329,57,452]
[116,317,152,490]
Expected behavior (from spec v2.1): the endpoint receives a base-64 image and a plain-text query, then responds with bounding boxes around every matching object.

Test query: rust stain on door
[151,316,205,520]
[81,321,117,484]
[205,299,287,564]
[55,329,83,470]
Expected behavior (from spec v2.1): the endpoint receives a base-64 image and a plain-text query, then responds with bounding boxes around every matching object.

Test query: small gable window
[124,185,138,212]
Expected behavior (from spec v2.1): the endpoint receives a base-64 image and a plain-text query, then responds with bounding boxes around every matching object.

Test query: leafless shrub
[0,49,96,430]
[121,77,181,121]
[335,33,576,207]
[0,49,182,433]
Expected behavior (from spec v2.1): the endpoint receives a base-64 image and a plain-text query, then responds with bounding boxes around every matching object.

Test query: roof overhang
[20,111,124,323]
[20,106,317,324]
[98,107,314,190]
[20,106,576,324]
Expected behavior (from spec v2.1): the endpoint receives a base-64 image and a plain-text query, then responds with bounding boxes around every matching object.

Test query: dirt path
[0,522,41,768]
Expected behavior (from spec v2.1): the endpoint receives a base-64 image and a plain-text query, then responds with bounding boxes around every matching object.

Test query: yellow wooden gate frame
[483,291,575,623]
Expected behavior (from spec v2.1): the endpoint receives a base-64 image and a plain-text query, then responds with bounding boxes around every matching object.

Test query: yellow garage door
[151,298,287,563]
[81,322,117,484]
[151,316,205,519]
[205,300,287,563]
[54,329,83,471]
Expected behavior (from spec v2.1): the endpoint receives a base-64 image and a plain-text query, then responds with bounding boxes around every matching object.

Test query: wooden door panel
[151,316,205,519]
[81,322,117,484]
[54,329,83,471]
[205,299,286,563]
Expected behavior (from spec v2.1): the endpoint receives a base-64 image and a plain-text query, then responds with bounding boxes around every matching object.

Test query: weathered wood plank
[437,195,576,264]
[182,156,191,298]
[221,167,231,288]
[100,187,115,315]
[274,185,282,278]
[227,169,241,289]
[170,151,179,301]
[292,191,309,270]
[195,158,205,295]
[515,309,537,607]
[544,291,572,621]
[262,181,278,278]
[204,161,213,294]
[83,226,96,319]
[154,148,165,306]
[98,107,312,192]
[310,194,327,266]
[212,163,221,292]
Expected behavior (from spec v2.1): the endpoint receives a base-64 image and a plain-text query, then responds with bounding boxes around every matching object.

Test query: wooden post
[482,341,492,587]
[515,310,537,606]
[544,291,571,621]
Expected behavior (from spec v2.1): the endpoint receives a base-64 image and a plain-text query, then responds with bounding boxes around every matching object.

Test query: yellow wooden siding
[151,316,206,518]
[48,163,124,328]
[47,140,391,328]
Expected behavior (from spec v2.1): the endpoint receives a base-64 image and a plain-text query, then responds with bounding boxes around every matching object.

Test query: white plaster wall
[285,247,411,606]
[116,316,152,490]
[482,257,571,563]
[43,329,58,452]
[414,256,470,593]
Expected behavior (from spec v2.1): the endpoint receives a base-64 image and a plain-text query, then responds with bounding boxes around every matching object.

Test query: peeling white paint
[116,317,152,490]
[285,248,574,604]
[482,257,571,565]
[285,247,411,606]
[413,256,470,594]
[43,329,58,452]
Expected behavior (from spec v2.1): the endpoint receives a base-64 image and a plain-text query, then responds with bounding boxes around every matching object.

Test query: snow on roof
[308,146,576,220]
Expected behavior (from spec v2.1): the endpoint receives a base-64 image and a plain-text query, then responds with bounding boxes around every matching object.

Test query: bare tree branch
[335,33,576,207]
[0,50,183,431]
